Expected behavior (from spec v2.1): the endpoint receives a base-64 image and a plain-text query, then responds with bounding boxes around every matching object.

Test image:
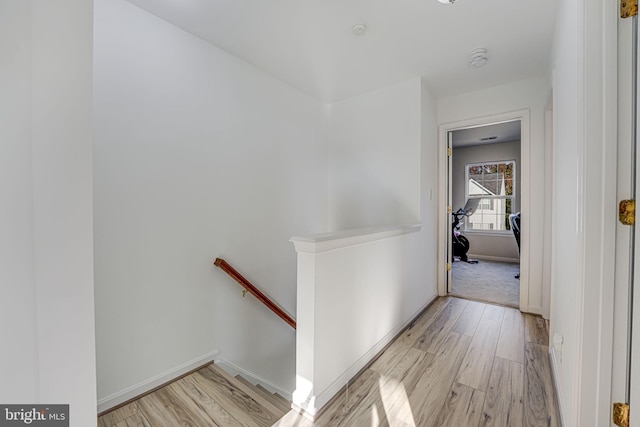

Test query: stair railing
[214,258,296,329]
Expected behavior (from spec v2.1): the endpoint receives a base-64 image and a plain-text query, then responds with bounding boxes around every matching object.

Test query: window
[465,160,515,232]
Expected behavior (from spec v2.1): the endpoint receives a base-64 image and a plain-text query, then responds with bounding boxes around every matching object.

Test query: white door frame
[437,109,531,312]
[446,131,453,292]
[612,10,635,419]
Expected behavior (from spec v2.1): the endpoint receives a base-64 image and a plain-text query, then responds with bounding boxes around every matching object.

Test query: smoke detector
[469,48,488,68]
[352,24,367,36]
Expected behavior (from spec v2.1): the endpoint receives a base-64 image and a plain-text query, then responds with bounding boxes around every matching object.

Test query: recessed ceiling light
[352,24,367,36]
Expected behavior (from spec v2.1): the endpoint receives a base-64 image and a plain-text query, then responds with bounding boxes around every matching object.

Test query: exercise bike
[452,199,479,264]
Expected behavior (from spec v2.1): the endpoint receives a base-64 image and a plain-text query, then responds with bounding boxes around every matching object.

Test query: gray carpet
[450,259,520,307]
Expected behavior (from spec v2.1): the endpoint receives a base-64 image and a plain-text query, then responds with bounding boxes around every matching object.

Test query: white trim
[466,254,519,263]
[438,110,531,312]
[525,305,544,317]
[294,296,436,419]
[214,359,293,400]
[550,347,567,427]
[290,224,421,254]
[97,350,219,413]
[629,2,640,417]
[543,85,554,321]
[464,230,518,238]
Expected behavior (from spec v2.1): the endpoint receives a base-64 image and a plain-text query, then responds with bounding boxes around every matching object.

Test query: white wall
[0,0,97,425]
[328,79,422,230]
[292,77,439,417]
[438,77,549,315]
[549,1,581,423]
[420,78,440,301]
[93,0,328,405]
[0,0,38,403]
[326,75,438,323]
[291,225,430,416]
[452,141,521,260]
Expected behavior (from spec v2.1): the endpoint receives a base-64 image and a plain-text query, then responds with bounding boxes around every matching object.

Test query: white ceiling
[125,0,558,102]
[452,120,521,148]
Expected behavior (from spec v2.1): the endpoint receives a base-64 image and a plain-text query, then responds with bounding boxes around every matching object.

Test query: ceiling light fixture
[352,24,367,36]
[469,48,488,68]
[438,0,456,4]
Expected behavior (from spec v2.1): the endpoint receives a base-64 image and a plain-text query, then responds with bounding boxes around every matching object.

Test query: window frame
[463,159,516,235]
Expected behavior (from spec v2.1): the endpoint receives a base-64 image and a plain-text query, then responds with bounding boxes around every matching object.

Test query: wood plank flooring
[276,297,559,427]
[98,364,290,427]
[99,296,559,427]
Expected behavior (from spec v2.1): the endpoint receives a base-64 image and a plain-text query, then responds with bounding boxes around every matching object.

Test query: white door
[613,12,639,427]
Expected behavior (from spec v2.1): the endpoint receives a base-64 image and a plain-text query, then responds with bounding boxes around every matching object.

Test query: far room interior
[449,120,522,308]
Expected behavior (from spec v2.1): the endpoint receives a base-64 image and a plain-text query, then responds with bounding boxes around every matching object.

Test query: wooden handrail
[214,258,296,329]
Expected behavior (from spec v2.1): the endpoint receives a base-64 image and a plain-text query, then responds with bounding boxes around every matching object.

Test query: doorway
[438,110,531,312]
[449,121,522,307]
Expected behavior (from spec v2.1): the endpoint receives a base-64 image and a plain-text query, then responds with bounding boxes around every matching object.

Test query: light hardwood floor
[98,297,559,427]
[276,297,559,427]
[97,364,290,427]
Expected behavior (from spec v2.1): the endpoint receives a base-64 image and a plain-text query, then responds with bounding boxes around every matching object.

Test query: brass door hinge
[613,402,629,427]
[447,206,452,214]
[447,147,452,157]
[620,199,635,225]
[446,263,452,272]
[622,0,638,18]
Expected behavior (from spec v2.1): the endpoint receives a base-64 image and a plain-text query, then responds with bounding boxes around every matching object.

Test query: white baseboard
[97,350,219,413]
[467,254,520,263]
[525,305,544,317]
[214,359,293,400]
[298,295,437,418]
[549,347,566,427]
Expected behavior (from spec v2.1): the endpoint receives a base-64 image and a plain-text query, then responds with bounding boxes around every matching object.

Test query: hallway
[278,296,559,426]
[97,296,559,426]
